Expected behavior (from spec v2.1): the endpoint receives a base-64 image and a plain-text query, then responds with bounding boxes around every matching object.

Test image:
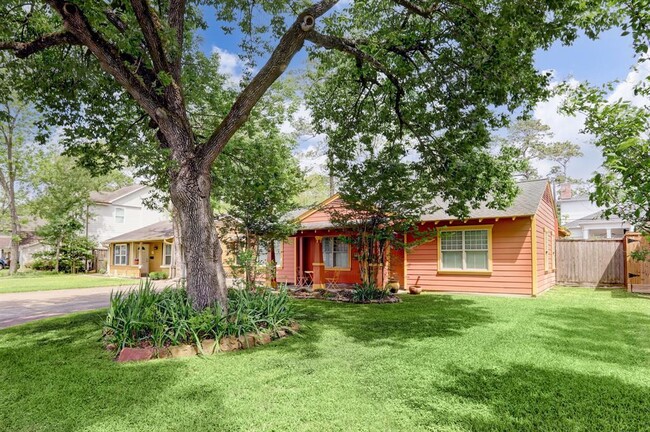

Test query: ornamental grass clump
[351,282,389,303]
[103,279,296,350]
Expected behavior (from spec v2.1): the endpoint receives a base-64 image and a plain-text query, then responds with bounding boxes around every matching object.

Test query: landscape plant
[103,280,297,351]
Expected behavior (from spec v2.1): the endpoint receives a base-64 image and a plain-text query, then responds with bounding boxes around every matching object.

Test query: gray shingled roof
[421,179,549,221]
[565,210,627,228]
[90,184,146,204]
[105,220,173,243]
[298,179,549,230]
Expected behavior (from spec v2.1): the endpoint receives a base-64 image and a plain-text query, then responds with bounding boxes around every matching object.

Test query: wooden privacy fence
[624,233,650,293]
[556,239,625,286]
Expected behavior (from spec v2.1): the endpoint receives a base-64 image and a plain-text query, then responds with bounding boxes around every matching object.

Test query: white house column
[606,228,612,239]
[583,228,590,240]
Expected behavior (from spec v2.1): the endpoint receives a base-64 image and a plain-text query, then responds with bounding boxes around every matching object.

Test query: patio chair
[325,269,341,290]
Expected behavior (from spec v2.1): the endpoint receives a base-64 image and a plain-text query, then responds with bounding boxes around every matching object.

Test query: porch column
[312,236,325,289]
[606,228,612,239]
[582,228,589,240]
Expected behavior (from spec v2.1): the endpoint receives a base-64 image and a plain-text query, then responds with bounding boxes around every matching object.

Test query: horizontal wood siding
[536,185,558,294]
[406,219,533,295]
[276,239,296,285]
[558,239,625,286]
[300,198,345,224]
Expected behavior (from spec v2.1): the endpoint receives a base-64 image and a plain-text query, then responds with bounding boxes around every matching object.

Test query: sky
[196,9,645,182]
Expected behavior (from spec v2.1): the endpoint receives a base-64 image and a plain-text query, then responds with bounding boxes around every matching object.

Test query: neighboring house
[88,185,168,245]
[275,179,558,296]
[556,184,632,239]
[104,220,175,278]
[0,219,46,266]
[104,220,236,278]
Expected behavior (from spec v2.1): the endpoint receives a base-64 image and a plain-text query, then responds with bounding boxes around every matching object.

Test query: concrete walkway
[0,281,171,329]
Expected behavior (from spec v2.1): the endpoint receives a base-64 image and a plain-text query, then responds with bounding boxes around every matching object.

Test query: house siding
[535,185,558,295]
[276,238,296,285]
[406,218,534,295]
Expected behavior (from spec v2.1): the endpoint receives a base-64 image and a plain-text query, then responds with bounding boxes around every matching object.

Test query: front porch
[276,229,405,290]
[107,240,173,278]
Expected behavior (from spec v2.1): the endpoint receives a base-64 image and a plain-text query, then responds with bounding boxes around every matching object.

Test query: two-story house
[87,184,168,245]
[557,184,632,239]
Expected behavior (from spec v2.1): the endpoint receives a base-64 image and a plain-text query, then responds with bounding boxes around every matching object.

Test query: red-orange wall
[535,185,558,294]
[406,218,534,295]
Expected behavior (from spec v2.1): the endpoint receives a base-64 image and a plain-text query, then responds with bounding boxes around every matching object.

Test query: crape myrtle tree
[328,140,520,288]
[0,0,614,311]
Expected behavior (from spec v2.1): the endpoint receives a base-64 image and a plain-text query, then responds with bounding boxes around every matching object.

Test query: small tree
[213,127,304,286]
[30,156,131,271]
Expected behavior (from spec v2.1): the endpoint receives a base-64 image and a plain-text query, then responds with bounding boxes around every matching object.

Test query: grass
[0,272,137,294]
[1,287,649,431]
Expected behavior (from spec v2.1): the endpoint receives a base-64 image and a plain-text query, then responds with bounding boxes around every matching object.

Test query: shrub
[148,271,168,280]
[103,280,296,350]
[351,282,389,303]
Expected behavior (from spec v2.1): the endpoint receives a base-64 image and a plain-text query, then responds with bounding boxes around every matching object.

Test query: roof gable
[90,184,146,205]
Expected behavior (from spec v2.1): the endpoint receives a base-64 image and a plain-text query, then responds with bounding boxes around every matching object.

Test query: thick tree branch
[197,0,340,171]
[45,0,161,117]
[168,0,187,81]
[0,31,80,58]
[129,0,171,75]
[305,31,408,129]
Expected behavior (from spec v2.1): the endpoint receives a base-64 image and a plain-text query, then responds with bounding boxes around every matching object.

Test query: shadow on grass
[538,306,650,367]
[292,294,493,348]
[417,364,650,431]
[0,311,200,432]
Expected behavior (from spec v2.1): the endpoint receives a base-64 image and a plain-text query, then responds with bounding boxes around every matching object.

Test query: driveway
[0,281,170,329]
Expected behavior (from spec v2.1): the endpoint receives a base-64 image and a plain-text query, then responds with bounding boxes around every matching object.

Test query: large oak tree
[0,0,613,310]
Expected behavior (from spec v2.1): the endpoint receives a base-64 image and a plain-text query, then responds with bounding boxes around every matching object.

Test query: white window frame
[322,237,351,270]
[114,207,125,224]
[114,244,128,266]
[438,226,493,274]
[162,243,173,267]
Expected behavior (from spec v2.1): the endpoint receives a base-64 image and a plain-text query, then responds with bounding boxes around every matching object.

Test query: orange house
[275,179,558,296]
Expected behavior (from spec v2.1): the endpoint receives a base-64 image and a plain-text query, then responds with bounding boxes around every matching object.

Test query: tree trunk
[170,167,228,312]
[55,238,61,273]
[8,188,19,275]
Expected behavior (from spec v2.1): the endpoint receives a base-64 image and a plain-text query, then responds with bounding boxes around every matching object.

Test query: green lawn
[1,287,649,431]
[0,273,137,293]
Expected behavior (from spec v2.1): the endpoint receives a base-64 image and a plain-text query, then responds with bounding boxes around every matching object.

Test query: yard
[0,272,136,294]
[1,287,649,431]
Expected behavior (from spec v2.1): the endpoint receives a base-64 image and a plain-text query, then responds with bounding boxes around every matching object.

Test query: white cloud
[211,46,248,86]
[532,61,650,182]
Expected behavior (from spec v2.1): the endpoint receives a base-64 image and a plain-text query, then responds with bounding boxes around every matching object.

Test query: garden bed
[114,323,300,362]
[289,287,401,304]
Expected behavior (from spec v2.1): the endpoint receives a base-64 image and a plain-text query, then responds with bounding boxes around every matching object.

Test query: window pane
[274,240,282,267]
[164,244,172,266]
[466,251,488,270]
[441,251,463,269]
[257,244,268,265]
[441,231,462,250]
[334,249,348,268]
[322,238,333,267]
[115,208,125,223]
[464,230,488,250]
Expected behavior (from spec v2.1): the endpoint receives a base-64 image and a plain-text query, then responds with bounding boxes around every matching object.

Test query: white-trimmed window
[114,207,125,224]
[544,228,550,271]
[439,228,491,271]
[114,244,128,266]
[163,243,173,266]
[323,237,349,269]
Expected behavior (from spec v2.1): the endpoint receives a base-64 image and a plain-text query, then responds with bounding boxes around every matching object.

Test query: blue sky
[196,10,641,181]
